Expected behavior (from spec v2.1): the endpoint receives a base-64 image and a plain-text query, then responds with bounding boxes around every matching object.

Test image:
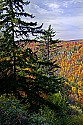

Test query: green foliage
[0,94,30,125]
[0,0,42,95]
[36,25,60,76]
[49,92,69,115]
[35,25,64,94]
[0,0,42,81]
[30,106,59,125]
[1,93,83,125]
[0,94,67,125]
[67,115,83,125]
[68,104,83,115]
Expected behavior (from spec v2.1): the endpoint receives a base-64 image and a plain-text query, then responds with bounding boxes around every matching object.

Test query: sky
[25,0,83,40]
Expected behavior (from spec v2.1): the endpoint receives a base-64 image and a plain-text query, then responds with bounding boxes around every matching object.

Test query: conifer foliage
[0,0,64,111]
[37,25,60,76]
[0,0,42,94]
[35,25,63,96]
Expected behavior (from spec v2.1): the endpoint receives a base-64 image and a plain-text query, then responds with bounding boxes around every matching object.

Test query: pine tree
[28,25,64,110]
[0,0,42,94]
[36,25,60,77]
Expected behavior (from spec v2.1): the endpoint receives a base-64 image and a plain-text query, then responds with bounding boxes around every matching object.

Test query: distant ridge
[61,39,83,42]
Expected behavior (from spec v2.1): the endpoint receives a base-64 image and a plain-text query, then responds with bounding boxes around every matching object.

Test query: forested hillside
[27,39,83,104]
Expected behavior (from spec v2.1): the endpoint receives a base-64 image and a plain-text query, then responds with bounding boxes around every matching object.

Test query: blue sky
[25,0,83,40]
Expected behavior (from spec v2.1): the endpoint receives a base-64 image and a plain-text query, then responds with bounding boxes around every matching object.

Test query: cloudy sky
[25,0,83,40]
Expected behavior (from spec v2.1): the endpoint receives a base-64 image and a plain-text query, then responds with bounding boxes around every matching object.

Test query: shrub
[1,94,83,125]
[67,115,83,125]
[48,92,69,116]
[30,106,60,125]
[0,94,30,125]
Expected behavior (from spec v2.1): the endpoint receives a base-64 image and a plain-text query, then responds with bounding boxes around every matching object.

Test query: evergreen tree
[0,0,42,94]
[36,25,60,77]
[29,25,65,109]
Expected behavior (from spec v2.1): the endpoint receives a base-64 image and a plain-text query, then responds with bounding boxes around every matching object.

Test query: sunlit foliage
[55,40,83,103]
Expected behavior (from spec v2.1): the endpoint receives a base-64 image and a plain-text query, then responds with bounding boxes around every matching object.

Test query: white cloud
[31,4,48,14]
[24,0,83,40]
[72,0,82,3]
[63,0,83,8]
[45,2,60,9]
[26,3,48,15]
[44,2,63,14]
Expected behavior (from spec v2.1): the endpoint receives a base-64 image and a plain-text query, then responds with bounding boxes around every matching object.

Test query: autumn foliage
[27,40,83,104]
[55,40,83,103]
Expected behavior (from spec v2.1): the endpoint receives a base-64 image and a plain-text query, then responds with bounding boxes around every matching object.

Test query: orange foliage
[55,40,83,102]
[25,40,83,103]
